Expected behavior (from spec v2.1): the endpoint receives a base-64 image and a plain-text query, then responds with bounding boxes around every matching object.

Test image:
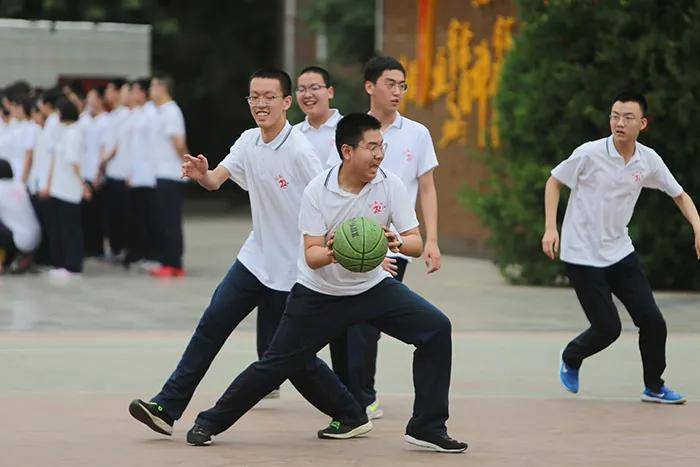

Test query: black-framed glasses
[245,95,282,106]
[295,84,328,94]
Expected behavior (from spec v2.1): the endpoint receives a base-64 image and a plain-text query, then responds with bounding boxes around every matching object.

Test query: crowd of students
[0,76,187,277]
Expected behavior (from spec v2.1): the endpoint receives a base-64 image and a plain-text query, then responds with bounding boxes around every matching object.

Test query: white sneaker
[366,400,383,420]
[48,268,81,281]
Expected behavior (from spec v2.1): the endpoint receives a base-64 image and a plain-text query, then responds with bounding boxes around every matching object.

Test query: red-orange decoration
[416,0,437,107]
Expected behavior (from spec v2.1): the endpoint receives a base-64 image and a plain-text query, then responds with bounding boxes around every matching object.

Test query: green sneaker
[366,400,384,420]
[128,399,174,436]
[317,419,373,439]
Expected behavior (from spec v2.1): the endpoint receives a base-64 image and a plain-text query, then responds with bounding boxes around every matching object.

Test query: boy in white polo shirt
[149,76,188,277]
[293,65,342,166]
[129,69,359,439]
[543,92,700,404]
[329,56,443,420]
[186,113,466,453]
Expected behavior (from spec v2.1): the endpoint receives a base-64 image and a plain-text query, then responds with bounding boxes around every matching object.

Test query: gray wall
[0,18,151,87]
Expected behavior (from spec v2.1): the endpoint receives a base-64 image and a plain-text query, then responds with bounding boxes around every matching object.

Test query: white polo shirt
[0,178,40,252]
[297,164,419,296]
[152,100,186,181]
[219,122,323,291]
[293,109,342,167]
[50,123,84,204]
[552,136,683,267]
[105,107,132,180]
[27,113,60,194]
[128,102,158,188]
[81,112,110,183]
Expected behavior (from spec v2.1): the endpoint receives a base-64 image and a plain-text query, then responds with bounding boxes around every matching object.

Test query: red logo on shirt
[370,201,386,214]
[403,148,414,162]
[275,175,288,189]
[633,171,642,183]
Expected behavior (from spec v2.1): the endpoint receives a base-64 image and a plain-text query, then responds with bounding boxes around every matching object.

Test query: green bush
[462,0,700,289]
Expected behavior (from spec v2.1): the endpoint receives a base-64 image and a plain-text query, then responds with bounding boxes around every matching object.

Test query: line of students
[128,58,467,453]
[0,77,188,277]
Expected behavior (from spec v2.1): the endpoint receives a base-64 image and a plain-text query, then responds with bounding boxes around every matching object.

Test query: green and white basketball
[332,216,388,273]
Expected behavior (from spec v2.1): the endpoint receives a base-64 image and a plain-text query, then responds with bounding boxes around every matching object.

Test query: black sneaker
[317,419,373,439]
[187,424,213,446]
[404,432,468,453]
[128,399,174,436]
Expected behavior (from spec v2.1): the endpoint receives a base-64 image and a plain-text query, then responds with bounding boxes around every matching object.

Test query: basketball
[332,217,388,273]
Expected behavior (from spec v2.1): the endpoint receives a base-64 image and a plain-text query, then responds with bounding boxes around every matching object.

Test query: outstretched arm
[181,154,230,191]
[673,192,700,259]
[542,176,562,260]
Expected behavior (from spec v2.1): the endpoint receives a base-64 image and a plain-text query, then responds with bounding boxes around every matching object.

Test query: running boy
[543,92,700,404]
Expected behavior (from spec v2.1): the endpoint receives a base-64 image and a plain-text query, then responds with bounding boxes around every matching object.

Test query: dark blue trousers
[152,260,289,420]
[562,252,667,392]
[104,177,128,256]
[155,179,184,268]
[196,277,452,437]
[329,258,408,407]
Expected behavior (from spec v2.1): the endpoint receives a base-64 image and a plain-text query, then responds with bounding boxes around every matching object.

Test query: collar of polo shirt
[606,135,641,164]
[368,111,404,132]
[255,121,293,150]
[301,109,341,132]
[322,163,388,196]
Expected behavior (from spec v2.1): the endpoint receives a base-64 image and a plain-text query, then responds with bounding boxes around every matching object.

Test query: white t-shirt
[218,122,323,291]
[81,112,110,183]
[105,107,132,180]
[551,136,683,267]
[0,179,41,252]
[297,164,419,296]
[152,100,186,181]
[375,112,438,261]
[27,113,61,194]
[50,123,84,204]
[128,102,158,188]
[0,119,29,181]
[293,109,342,167]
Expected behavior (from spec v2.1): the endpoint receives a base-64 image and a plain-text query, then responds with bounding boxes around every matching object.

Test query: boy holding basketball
[186,113,467,453]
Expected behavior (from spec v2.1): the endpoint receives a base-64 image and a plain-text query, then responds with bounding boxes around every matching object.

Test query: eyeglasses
[295,84,327,94]
[357,142,388,157]
[610,114,639,123]
[245,95,282,106]
[383,80,408,93]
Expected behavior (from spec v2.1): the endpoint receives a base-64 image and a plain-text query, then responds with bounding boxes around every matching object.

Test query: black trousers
[30,195,52,265]
[125,187,157,264]
[82,184,105,258]
[48,197,83,272]
[103,177,128,256]
[562,252,667,392]
[329,257,409,407]
[0,219,17,266]
[155,178,184,268]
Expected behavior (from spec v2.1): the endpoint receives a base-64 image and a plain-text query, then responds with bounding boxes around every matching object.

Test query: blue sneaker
[641,386,686,404]
[559,350,579,394]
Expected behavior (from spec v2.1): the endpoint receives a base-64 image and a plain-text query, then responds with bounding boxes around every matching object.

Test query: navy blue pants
[104,177,128,256]
[196,277,452,437]
[48,197,83,272]
[81,184,104,258]
[562,252,667,392]
[153,260,293,421]
[30,195,52,265]
[125,187,157,264]
[155,179,184,268]
[329,258,408,407]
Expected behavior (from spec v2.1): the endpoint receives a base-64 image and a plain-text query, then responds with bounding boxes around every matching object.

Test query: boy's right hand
[541,227,559,260]
[182,154,209,181]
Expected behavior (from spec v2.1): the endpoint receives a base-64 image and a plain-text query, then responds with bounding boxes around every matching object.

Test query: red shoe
[150,266,186,278]
[170,267,186,277]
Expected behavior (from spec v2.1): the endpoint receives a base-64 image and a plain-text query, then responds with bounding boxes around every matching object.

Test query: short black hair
[132,78,151,94]
[250,68,292,97]
[56,96,79,122]
[298,66,331,87]
[108,78,127,89]
[363,56,406,83]
[91,85,106,98]
[0,158,13,179]
[20,96,35,116]
[613,91,648,116]
[64,80,85,99]
[40,87,63,108]
[152,75,174,94]
[335,113,382,158]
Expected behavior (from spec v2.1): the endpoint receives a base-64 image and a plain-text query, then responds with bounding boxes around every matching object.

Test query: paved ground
[2,213,699,466]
